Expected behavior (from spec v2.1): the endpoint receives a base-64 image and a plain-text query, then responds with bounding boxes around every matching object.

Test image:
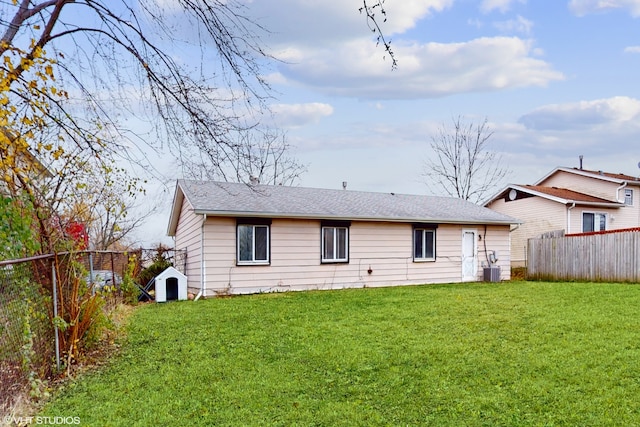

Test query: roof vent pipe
[342,181,347,190]
[579,155,583,170]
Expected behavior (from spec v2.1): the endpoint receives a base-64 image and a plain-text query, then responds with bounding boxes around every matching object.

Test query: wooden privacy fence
[527,230,640,282]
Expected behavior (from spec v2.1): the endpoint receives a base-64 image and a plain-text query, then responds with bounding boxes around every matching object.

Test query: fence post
[51,260,60,371]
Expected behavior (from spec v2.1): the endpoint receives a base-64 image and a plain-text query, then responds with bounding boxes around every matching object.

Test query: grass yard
[41,281,640,426]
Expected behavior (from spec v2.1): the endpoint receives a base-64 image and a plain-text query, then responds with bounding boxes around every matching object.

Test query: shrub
[136,249,172,294]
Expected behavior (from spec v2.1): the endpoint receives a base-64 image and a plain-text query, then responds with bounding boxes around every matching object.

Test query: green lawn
[41,282,640,426]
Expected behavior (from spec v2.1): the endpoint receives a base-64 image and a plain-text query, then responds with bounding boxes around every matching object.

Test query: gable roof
[535,167,640,186]
[486,184,624,207]
[168,180,520,236]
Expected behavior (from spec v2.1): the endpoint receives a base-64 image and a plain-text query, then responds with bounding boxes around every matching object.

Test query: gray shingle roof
[169,180,519,234]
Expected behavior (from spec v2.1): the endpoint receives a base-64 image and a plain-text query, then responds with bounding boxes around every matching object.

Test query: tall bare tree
[184,126,307,186]
[423,117,510,204]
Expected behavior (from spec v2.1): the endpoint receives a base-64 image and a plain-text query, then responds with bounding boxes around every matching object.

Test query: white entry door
[462,229,478,281]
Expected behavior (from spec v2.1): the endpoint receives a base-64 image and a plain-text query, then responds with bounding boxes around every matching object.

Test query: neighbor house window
[625,189,633,206]
[237,219,271,265]
[321,221,350,263]
[413,225,437,261]
[582,212,606,233]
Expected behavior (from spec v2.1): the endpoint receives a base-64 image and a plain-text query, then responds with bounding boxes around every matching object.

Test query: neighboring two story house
[485,166,640,267]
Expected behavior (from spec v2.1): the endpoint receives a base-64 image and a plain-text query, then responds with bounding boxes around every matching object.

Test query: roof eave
[192,209,520,225]
[489,185,621,207]
[536,166,627,185]
[568,201,624,208]
[167,183,186,237]
[504,184,570,204]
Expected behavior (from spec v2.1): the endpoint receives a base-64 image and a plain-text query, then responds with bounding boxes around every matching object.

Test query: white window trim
[237,224,270,265]
[581,211,607,233]
[321,226,349,263]
[625,188,633,206]
[413,228,436,262]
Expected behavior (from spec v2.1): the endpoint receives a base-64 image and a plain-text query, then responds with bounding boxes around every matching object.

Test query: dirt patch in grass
[511,267,527,280]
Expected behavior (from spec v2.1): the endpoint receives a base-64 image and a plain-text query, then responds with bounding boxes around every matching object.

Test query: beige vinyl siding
[611,200,640,230]
[478,225,511,279]
[271,220,319,267]
[488,196,566,266]
[201,218,236,293]
[603,186,640,230]
[572,207,626,233]
[198,217,512,295]
[540,171,619,201]
[173,198,203,293]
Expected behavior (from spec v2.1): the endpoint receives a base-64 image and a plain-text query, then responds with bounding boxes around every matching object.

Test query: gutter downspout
[194,213,207,301]
[567,201,575,233]
[616,182,628,203]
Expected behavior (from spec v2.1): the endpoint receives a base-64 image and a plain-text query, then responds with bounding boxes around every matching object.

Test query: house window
[625,189,633,206]
[413,226,436,261]
[237,220,270,265]
[321,221,350,263]
[582,212,607,233]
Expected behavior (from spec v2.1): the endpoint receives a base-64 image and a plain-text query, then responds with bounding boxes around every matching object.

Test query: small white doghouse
[154,267,187,302]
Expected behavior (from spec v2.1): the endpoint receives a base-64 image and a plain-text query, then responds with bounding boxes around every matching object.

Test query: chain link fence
[0,255,54,412]
[0,248,186,414]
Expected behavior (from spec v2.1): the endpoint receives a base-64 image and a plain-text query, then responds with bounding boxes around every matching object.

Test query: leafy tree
[0,1,281,179]
[0,44,78,252]
[0,193,39,258]
[60,162,153,250]
[423,116,510,204]
[0,0,319,252]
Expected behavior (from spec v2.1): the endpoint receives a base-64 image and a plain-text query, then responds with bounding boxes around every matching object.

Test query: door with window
[461,229,478,281]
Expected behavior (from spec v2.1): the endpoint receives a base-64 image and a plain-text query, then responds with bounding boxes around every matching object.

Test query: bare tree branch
[359,0,397,69]
[183,126,307,186]
[0,0,279,170]
[423,116,510,204]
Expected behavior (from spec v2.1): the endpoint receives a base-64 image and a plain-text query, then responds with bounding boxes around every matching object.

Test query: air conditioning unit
[483,266,501,282]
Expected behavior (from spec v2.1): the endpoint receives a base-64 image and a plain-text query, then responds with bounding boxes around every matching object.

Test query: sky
[133,0,640,245]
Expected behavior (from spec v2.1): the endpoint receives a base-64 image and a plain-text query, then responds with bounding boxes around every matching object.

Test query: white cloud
[146,1,557,101]
[493,15,534,35]
[468,18,485,28]
[624,45,640,53]
[480,0,526,13]
[242,0,453,48]
[378,0,454,34]
[518,96,640,131]
[277,37,563,100]
[270,103,334,127]
[568,0,640,17]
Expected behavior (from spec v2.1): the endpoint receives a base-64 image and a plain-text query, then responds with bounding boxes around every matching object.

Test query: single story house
[167,180,520,297]
[484,166,640,267]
